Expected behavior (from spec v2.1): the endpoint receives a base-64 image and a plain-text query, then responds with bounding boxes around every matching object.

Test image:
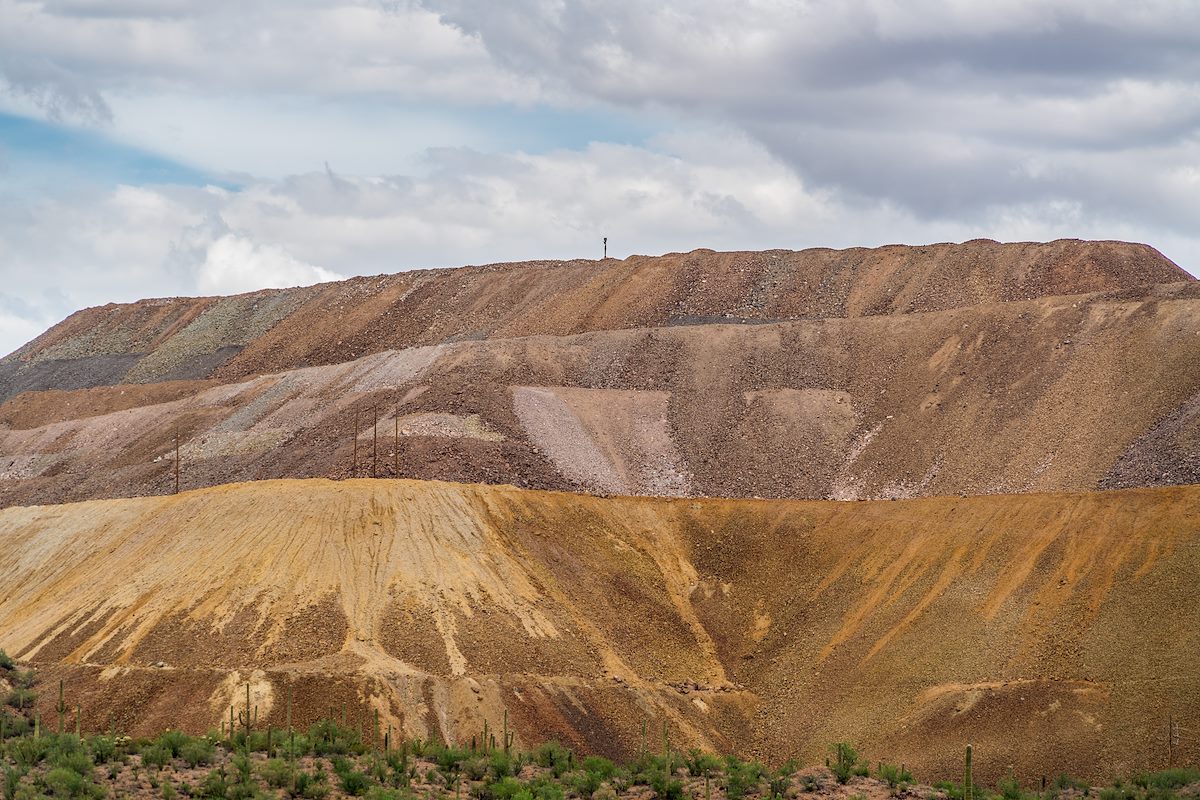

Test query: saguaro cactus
[236,683,253,743]
[56,680,68,734]
[965,744,974,800]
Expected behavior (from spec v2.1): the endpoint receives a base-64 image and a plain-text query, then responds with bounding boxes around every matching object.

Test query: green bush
[199,769,228,799]
[1135,770,1200,791]
[48,747,92,778]
[878,763,913,790]
[43,766,103,800]
[486,776,526,800]
[649,772,684,800]
[3,766,23,800]
[260,759,292,789]
[463,756,489,781]
[339,769,372,797]
[684,750,722,779]
[0,652,14,671]
[583,756,615,782]
[4,690,35,711]
[533,742,573,778]
[528,775,564,800]
[829,743,866,785]
[298,767,331,800]
[157,730,190,758]
[435,746,470,774]
[141,743,172,769]
[182,739,216,768]
[725,759,765,800]
[488,751,515,779]
[10,737,51,769]
[0,712,31,740]
[87,736,116,765]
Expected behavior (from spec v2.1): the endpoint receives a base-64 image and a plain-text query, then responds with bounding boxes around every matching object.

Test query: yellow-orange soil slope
[0,478,1196,781]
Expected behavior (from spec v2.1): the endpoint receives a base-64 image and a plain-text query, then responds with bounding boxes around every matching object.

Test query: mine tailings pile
[0,240,1197,782]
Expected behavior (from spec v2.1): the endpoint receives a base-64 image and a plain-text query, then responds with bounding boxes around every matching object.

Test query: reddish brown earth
[1,276,1198,507]
[0,479,1196,781]
[0,239,1197,779]
[1,240,1189,398]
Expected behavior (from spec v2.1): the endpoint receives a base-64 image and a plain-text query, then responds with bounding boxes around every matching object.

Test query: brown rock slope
[1,478,1197,780]
[1,240,1188,400]
[3,281,1199,507]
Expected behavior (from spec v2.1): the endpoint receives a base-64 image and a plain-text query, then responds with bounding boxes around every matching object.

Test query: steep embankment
[0,478,1196,780]
[3,283,1199,507]
[1,240,1188,400]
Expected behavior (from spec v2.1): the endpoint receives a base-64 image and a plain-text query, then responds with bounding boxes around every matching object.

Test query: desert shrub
[339,769,372,797]
[463,756,489,781]
[198,772,228,800]
[435,745,471,775]
[878,763,913,790]
[528,775,564,800]
[1135,770,1200,791]
[488,750,515,779]
[259,759,290,788]
[725,759,765,800]
[829,743,867,784]
[0,652,13,671]
[87,736,117,765]
[0,712,31,740]
[48,746,92,777]
[649,771,684,800]
[299,767,331,800]
[485,776,525,800]
[1055,775,1088,791]
[10,737,51,769]
[4,690,35,711]
[583,756,615,782]
[3,766,23,800]
[684,750,722,778]
[182,739,215,768]
[534,741,573,777]
[157,730,190,758]
[309,720,360,756]
[999,773,1028,800]
[142,743,172,769]
[365,788,409,800]
[42,766,103,800]
[800,773,821,792]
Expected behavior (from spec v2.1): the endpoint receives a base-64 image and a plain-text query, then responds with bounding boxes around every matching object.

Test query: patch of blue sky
[461,103,662,154]
[0,111,224,196]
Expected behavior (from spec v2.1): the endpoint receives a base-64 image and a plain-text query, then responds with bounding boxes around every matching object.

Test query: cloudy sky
[2,0,1199,355]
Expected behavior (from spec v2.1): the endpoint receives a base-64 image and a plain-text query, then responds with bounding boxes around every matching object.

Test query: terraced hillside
[1,239,1188,399]
[1,277,1198,507]
[1,478,1196,781]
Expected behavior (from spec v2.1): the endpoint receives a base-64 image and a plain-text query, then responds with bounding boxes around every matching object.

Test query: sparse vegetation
[0,668,1196,800]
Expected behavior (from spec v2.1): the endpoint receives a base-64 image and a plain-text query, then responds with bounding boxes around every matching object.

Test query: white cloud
[1,1,1199,359]
[2,129,1195,357]
[197,234,342,295]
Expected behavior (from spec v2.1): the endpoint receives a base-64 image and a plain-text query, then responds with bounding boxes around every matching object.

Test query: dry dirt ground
[3,240,1187,397]
[1,281,1199,508]
[1,478,1196,784]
